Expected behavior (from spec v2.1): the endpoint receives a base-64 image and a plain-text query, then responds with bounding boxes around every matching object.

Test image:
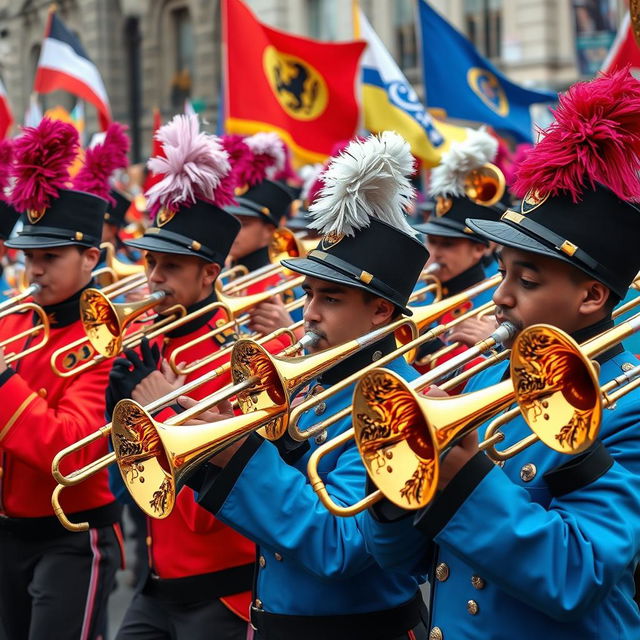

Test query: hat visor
[5,235,92,250]
[282,257,413,316]
[125,236,207,259]
[415,220,487,244]
[466,217,578,267]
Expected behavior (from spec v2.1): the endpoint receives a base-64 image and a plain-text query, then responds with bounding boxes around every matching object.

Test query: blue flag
[417,0,556,141]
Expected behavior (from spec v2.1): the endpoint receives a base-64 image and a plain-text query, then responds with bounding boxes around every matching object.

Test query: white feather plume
[299,163,324,201]
[429,126,498,198]
[245,132,285,179]
[309,131,416,237]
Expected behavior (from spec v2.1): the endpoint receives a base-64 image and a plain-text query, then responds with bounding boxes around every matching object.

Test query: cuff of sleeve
[413,451,493,538]
[367,475,414,523]
[0,368,15,387]
[195,433,264,515]
[152,403,184,422]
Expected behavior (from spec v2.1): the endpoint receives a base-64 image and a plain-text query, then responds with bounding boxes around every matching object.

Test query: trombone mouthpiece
[299,331,322,350]
[28,283,42,295]
[494,321,518,344]
[424,262,440,275]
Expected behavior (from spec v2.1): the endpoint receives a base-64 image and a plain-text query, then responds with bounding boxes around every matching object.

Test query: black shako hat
[7,119,129,250]
[468,69,640,301]
[283,131,428,316]
[226,179,294,228]
[7,189,106,250]
[0,202,22,241]
[126,198,240,265]
[104,190,131,228]
[128,113,241,266]
[467,187,640,300]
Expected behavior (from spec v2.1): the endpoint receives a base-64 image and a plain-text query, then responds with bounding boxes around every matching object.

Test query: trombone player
[106,114,262,639]
[362,69,640,639]
[184,132,431,639]
[0,119,127,640]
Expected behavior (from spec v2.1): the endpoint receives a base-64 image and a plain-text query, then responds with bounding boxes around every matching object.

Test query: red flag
[223,0,365,166]
[601,12,640,74]
[143,107,164,193]
[0,79,13,139]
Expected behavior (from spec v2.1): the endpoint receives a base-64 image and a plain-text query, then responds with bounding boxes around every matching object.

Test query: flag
[34,8,111,130]
[355,7,467,167]
[142,107,164,194]
[24,94,43,128]
[417,0,556,141]
[223,0,366,166]
[601,12,640,74]
[0,79,12,139]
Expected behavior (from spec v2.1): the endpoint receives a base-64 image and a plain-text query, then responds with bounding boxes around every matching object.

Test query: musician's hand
[0,346,8,375]
[247,296,293,336]
[437,430,479,491]
[447,316,498,347]
[131,360,186,406]
[176,395,246,467]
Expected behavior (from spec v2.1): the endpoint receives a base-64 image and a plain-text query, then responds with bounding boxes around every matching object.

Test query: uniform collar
[318,332,398,386]
[441,261,485,297]
[166,290,219,339]
[40,281,94,328]
[236,246,270,272]
[571,316,621,365]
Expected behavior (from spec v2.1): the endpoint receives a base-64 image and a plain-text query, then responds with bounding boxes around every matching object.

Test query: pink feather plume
[0,139,13,204]
[72,122,130,205]
[513,68,640,203]
[272,144,299,184]
[145,114,233,218]
[10,118,79,213]
[241,132,285,186]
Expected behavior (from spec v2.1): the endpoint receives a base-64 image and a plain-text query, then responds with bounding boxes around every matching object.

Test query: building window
[307,0,337,41]
[170,7,194,110]
[464,0,502,60]
[394,0,417,72]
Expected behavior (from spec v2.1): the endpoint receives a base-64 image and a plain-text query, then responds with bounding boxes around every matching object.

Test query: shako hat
[283,131,428,316]
[415,127,504,245]
[223,132,294,227]
[126,114,240,265]
[0,139,20,240]
[7,119,129,250]
[467,69,640,300]
[104,189,131,227]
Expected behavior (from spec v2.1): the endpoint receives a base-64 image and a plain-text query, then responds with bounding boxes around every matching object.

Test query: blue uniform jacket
[192,343,425,616]
[363,347,640,639]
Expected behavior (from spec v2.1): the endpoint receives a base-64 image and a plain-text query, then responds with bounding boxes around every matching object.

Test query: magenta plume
[513,68,640,203]
[0,139,13,203]
[72,122,130,205]
[11,118,79,213]
[145,114,232,218]
[242,132,285,186]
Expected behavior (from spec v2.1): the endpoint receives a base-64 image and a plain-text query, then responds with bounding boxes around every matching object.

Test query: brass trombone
[0,282,41,313]
[0,301,51,364]
[309,312,640,517]
[464,162,506,207]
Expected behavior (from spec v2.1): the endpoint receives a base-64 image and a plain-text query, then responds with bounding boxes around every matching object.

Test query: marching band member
[362,69,640,639]
[0,119,128,639]
[412,129,503,376]
[105,114,257,640]
[185,132,431,639]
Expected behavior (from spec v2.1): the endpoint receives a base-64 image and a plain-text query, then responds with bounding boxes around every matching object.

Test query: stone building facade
[0,0,627,160]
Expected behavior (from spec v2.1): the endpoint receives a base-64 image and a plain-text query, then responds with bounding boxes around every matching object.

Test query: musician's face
[493,246,611,345]
[425,235,486,282]
[229,216,274,260]
[25,245,100,306]
[301,276,395,353]
[145,251,220,312]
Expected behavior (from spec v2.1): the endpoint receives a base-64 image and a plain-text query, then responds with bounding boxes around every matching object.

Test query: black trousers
[115,592,249,640]
[0,523,122,640]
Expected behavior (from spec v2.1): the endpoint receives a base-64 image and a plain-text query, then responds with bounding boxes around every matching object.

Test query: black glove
[105,338,161,420]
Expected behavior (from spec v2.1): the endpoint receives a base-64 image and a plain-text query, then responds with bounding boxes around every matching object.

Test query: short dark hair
[360,289,403,319]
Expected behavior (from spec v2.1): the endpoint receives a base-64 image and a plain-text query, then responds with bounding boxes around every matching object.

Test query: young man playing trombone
[105,115,260,639]
[185,132,432,639]
[362,69,640,639]
[0,119,128,640]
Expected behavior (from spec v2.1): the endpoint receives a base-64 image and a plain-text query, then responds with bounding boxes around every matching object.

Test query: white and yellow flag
[355,6,466,167]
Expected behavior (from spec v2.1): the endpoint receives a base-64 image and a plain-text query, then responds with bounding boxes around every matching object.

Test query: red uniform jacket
[137,293,295,619]
[0,291,116,521]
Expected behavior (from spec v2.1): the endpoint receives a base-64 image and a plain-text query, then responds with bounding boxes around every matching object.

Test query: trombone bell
[464,163,506,207]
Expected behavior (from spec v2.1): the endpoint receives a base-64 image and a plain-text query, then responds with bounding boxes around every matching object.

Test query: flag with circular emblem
[223,0,366,166]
